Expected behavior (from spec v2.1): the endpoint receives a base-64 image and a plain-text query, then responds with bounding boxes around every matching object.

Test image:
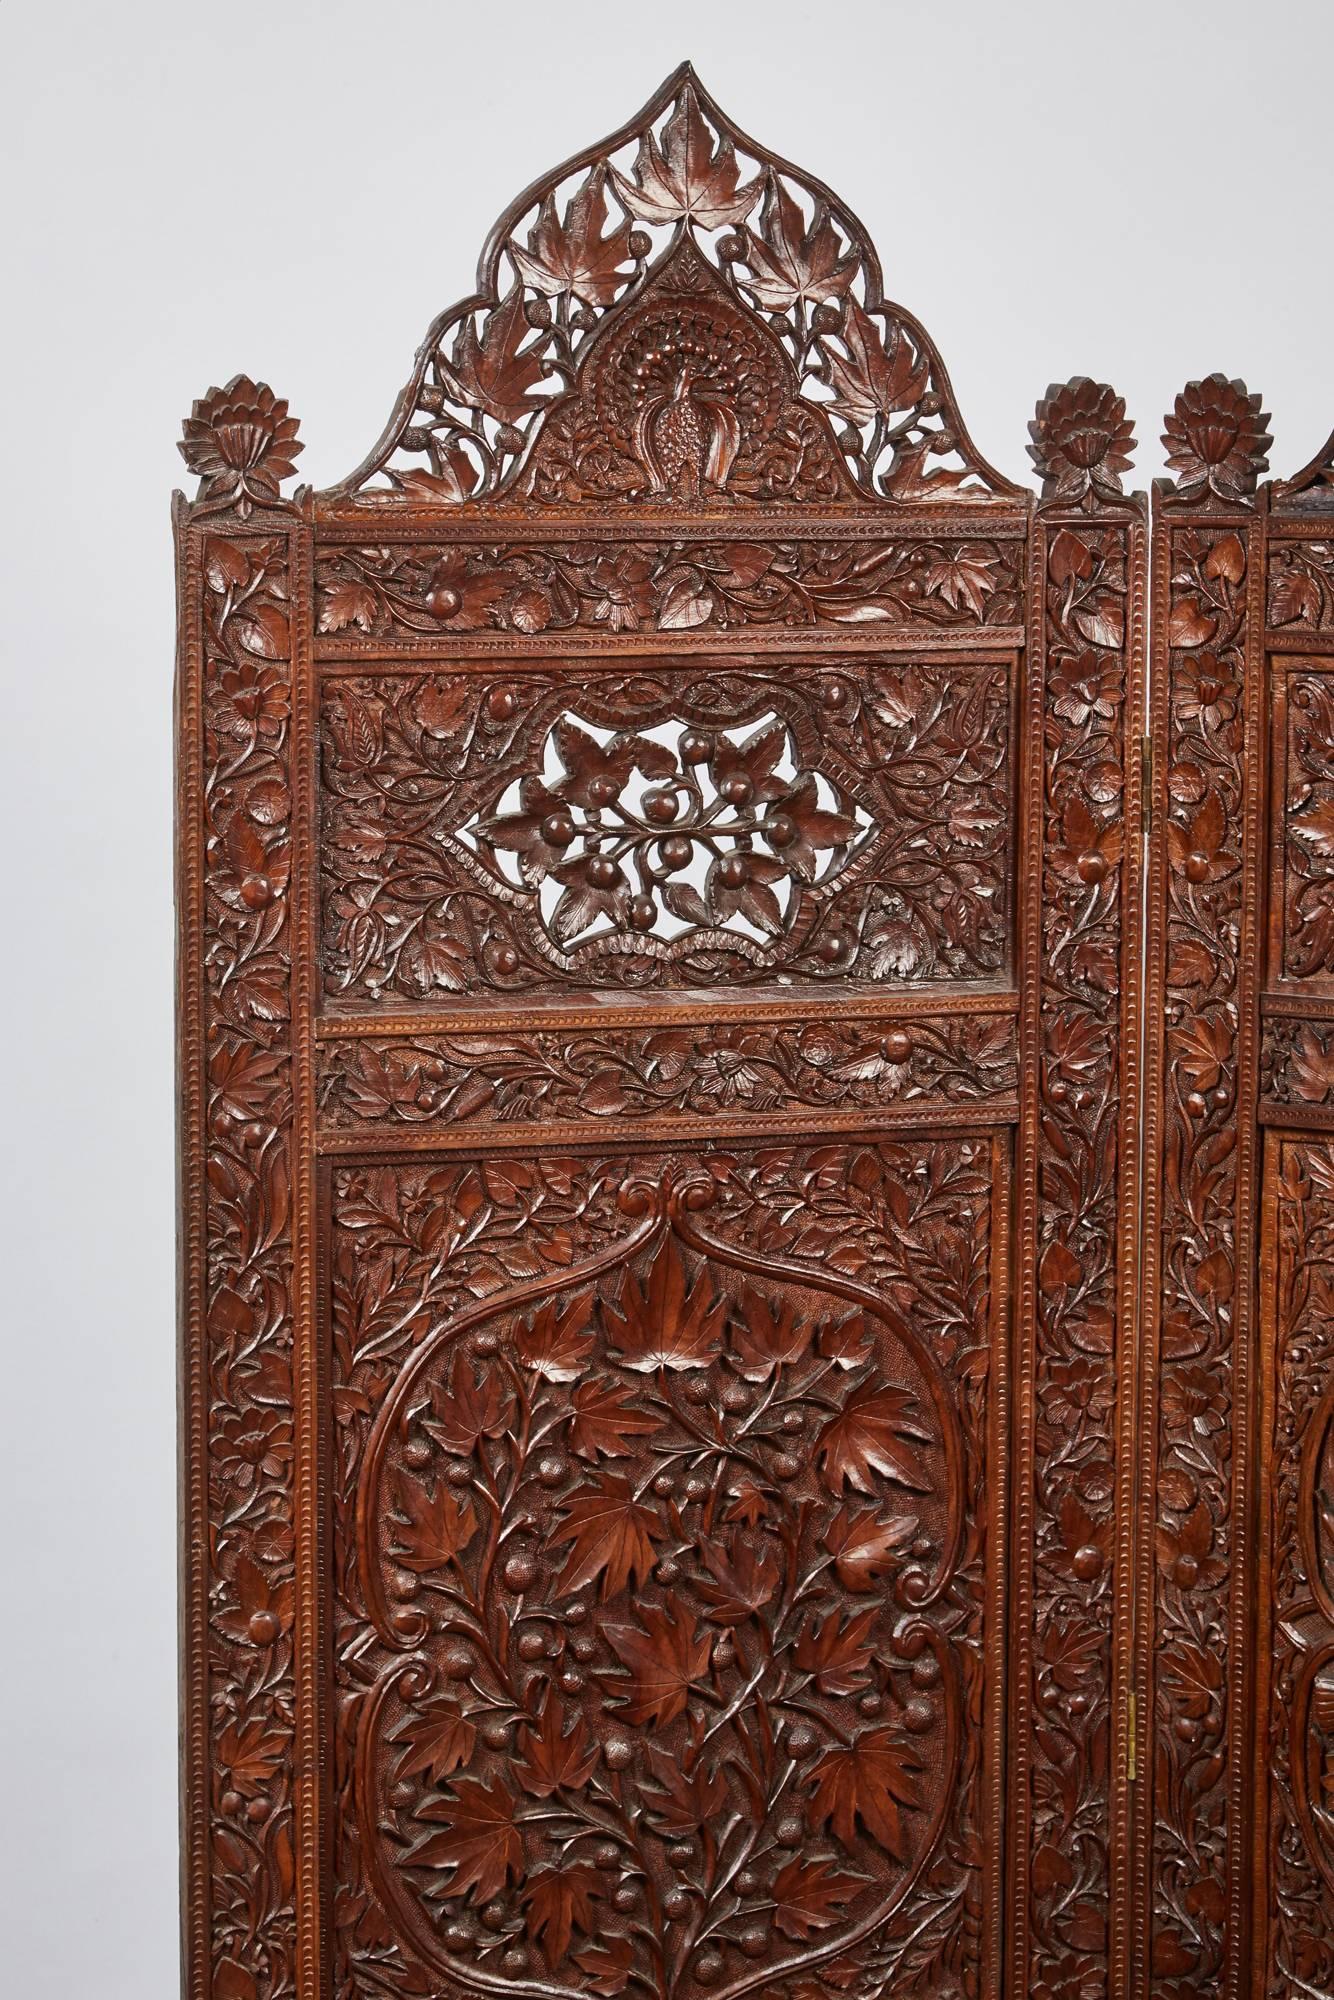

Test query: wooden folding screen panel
[175,66,1147,2000]
[1143,399,1334,1999]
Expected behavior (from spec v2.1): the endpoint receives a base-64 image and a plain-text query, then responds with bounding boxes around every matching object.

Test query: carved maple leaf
[552,1471,663,1598]
[641,1743,729,1832]
[603,1601,713,1728]
[476,775,580,887]
[793,1606,877,1695]
[567,1378,659,1460]
[602,1234,726,1372]
[822,301,929,426]
[513,1693,599,1797]
[612,86,761,229]
[514,1290,597,1381]
[440,286,551,425]
[772,1855,866,1940]
[808,1726,925,1858]
[922,550,1001,619]
[573,1933,634,1996]
[816,1383,932,1495]
[389,1472,479,1572]
[554,719,675,809]
[696,1531,781,1623]
[740,179,858,312]
[730,1287,812,1378]
[423,1348,515,1457]
[510,164,635,307]
[390,1698,476,1785]
[524,1859,604,1967]
[408,1775,522,1902]
[821,1505,919,1591]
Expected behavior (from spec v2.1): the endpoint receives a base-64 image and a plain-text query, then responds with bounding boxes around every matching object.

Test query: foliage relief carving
[199,530,298,1998]
[1153,516,1251,1984]
[313,537,1025,642]
[329,67,1015,509]
[319,663,1011,1000]
[315,1013,1018,1131]
[330,1141,998,2000]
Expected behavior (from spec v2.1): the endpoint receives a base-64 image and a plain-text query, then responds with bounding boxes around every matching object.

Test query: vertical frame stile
[1111,496,1149,2000]
[176,495,210,2000]
[176,360,305,2000]
[1023,381,1142,2000]
[291,514,324,2000]
[1131,506,1170,2000]
[1143,374,1272,2000]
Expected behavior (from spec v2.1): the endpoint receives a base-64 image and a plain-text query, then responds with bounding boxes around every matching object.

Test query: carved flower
[1174,651,1240,733]
[1159,1363,1227,1438]
[586,550,658,631]
[1032,1954,1105,2000]
[1029,378,1135,505]
[212,660,287,741]
[179,376,302,516]
[1045,1358,1110,1426]
[1161,374,1271,503]
[1048,651,1122,727]
[214,1407,294,1491]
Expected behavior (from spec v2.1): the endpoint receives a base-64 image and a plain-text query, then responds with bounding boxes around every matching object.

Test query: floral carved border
[315,1011,1018,1133]
[312,538,1026,643]
[179,512,301,2000]
[1019,478,1143,2000]
[1143,491,1264,2000]
[1262,1137,1334,1998]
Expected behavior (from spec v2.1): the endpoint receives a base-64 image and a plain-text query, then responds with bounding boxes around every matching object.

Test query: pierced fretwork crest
[330,64,1018,508]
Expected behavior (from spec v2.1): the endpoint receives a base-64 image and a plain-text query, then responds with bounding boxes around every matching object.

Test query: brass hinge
[1140,734,1153,842]
[1127,1690,1137,1783]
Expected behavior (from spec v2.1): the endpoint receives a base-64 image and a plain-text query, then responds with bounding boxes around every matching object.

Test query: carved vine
[1027,501,1132,1994]
[319,664,1011,1000]
[316,1013,1018,1131]
[1153,519,1252,1983]
[330,68,1015,508]
[330,1142,997,2000]
[198,529,298,1998]
[1282,669,1334,978]
[1266,1140,1334,1997]
[313,537,1025,642]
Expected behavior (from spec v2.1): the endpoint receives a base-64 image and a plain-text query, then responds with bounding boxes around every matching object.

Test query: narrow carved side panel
[313,539,1025,643]
[1268,540,1334,631]
[1264,1137,1334,1997]
[329,1139,1003,2000]
[1150,516,1257,1989]
[184,525,299,1997]
[1281,665,1334,981]
[319,659,1013,1000]
[1025,499,1139,1996]
[315,1011,1018,1131]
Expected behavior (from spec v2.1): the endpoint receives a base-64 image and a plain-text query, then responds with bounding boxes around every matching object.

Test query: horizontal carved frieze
[313,537,1026,643]
[316,1010,1019,1131]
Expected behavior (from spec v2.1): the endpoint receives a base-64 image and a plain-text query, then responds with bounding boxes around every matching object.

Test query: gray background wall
[1,1,1329,1990]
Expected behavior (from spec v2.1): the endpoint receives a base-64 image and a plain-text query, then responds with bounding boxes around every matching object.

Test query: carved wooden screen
[175,65,1147,2000]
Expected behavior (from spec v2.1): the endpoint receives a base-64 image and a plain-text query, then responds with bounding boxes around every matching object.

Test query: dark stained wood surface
[179,58,1334,2000]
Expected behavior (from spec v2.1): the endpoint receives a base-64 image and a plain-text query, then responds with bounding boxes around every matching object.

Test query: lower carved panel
[1263,1136,1334,1995]
[329,1135,1006,2000]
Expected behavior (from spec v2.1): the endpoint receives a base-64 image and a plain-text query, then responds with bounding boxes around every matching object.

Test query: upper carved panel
[320,658,1012,1001]
[326,65,1018,511]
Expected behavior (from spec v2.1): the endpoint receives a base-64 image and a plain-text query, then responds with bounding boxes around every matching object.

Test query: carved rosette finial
[1161,373,1270,505]
[179,375,303,516]
[1029,377,1136,510]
